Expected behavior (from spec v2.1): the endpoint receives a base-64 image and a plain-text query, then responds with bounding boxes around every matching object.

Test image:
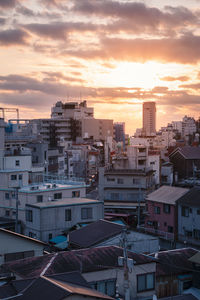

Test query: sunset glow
[1,0,200,134]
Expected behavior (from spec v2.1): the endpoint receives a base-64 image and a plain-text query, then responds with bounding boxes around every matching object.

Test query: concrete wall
[0,230,44,265]
[25,201,104,242]
[83,262,156,299]
[178,204,200,238]
[0,186,86,223]
[4,155,32,171]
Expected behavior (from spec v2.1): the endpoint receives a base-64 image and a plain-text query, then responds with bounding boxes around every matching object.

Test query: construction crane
[0,107,19,120]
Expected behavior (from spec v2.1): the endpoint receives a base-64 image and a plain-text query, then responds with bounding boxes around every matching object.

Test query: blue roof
[49,235,67,244]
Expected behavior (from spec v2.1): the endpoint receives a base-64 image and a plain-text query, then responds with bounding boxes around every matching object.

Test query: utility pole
[122,228,130,300]
[15,187,19,233]
[137,188,141,229]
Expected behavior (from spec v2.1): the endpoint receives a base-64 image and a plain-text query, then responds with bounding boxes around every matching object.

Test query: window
[15,160,20,166]
[182,206,189,217]
[163,204,171,214]
[107,178,115,182]
[164,222,167,227]
[91,280,116,297]
[65,209,71,221]
[5,210,10,217]
[5,193,10,200]
[48,233,52,240]
[4,250,34,262]
[117,178,124,184]
[29,232,34,238]
[26,210,33,222]
[11,174,17,180]
[110,193,119,200]
[197,209,200,215]
[137,273,155,292]
[154,206,160,214]
[54,193,62,200]
[133,178,140,184]
[37,195,43,203]
[168,226,173,233]
[81,207,93,219]
[19,174,23,180]
[72,190,80,198]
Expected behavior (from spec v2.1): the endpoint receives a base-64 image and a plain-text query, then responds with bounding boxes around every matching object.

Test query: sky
[1,0,200,134]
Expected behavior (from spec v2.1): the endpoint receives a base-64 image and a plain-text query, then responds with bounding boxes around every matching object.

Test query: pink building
[145,186,189,239]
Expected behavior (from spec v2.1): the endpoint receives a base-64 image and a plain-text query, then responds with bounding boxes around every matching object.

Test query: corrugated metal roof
[146,185,189,205]
[178,187,200,207]
[2,246,154,279]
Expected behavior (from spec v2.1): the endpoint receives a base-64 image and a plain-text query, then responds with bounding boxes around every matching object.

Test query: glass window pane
[146,273,154,290]
[107,281,115,296]
[97,281,106,294]
[138,275,146,292]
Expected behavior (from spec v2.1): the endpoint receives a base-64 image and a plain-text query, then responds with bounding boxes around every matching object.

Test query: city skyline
[1,0,200,134]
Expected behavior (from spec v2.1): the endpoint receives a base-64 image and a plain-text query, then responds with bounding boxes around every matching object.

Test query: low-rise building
[145,185,189,239]
[0,228,46,265]
[69,219,159,253]
[178,187,200,244]
[1,245,156,299]
[25,198,103,242]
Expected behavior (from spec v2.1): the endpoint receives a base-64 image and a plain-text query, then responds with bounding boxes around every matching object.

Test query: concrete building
[178,187,200,244]
[113,122,125,150]
[143,102,156,136]
[0,180,86,225]
[51,100,94,120]
[99,166,155,222]
[0,228,46,265]
[145,185,189,240]
[25,198,104,242]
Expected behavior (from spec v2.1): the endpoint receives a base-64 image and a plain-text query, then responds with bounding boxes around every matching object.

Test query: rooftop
[26,198,100,209]
[170,146,200,160]
[19,182,86,193]
[1,245,154,279]
[146,185,189,205]
[151,247,198,277]
[178,186,200,207]
[69,219,124,248]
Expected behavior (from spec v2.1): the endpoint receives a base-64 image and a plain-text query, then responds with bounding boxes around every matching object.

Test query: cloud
[0,0,17,8]
[24,21,98,40]
[160,75,190,82]
[65,33,200,64]
[179,83,200,90]
[0,28,30,46]
[0,18,6,25]
[15,5,35,17]
[72,0,198,32]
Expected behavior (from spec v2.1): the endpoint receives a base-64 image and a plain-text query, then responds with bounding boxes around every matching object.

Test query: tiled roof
[146,185,189,205]
[160,294,198,300]
[170,146,200,160]
[177,187,200,207]
[69,219,124,248]
[151,248,198,277]
[0,272,114,300]
[1,246,154,279]
[0,228,47,246]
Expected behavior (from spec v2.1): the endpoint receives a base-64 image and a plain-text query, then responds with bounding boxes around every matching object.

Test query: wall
[0,230,44,265]
[25,201,104,242]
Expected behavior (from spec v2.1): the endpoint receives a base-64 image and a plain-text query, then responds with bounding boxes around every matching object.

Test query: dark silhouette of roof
[160,294,198,300]
[69,219,124,248]
[0,272,113,300]
[177,186,200,207]
[151,248,198,277]
[170,146,200,160]
[1,246,154,279]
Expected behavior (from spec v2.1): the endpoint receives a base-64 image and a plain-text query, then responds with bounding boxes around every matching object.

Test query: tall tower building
[142,102,156,136]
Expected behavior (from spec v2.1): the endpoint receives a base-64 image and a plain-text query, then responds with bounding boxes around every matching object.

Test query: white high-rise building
[142,102,156,136]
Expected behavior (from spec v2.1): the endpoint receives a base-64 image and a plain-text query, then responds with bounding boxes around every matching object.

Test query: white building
[25,198,104,242]
[0,181,86,224]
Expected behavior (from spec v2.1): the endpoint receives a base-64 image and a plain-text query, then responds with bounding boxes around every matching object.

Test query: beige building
[143,102,156,136]
[82,118,113,141]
